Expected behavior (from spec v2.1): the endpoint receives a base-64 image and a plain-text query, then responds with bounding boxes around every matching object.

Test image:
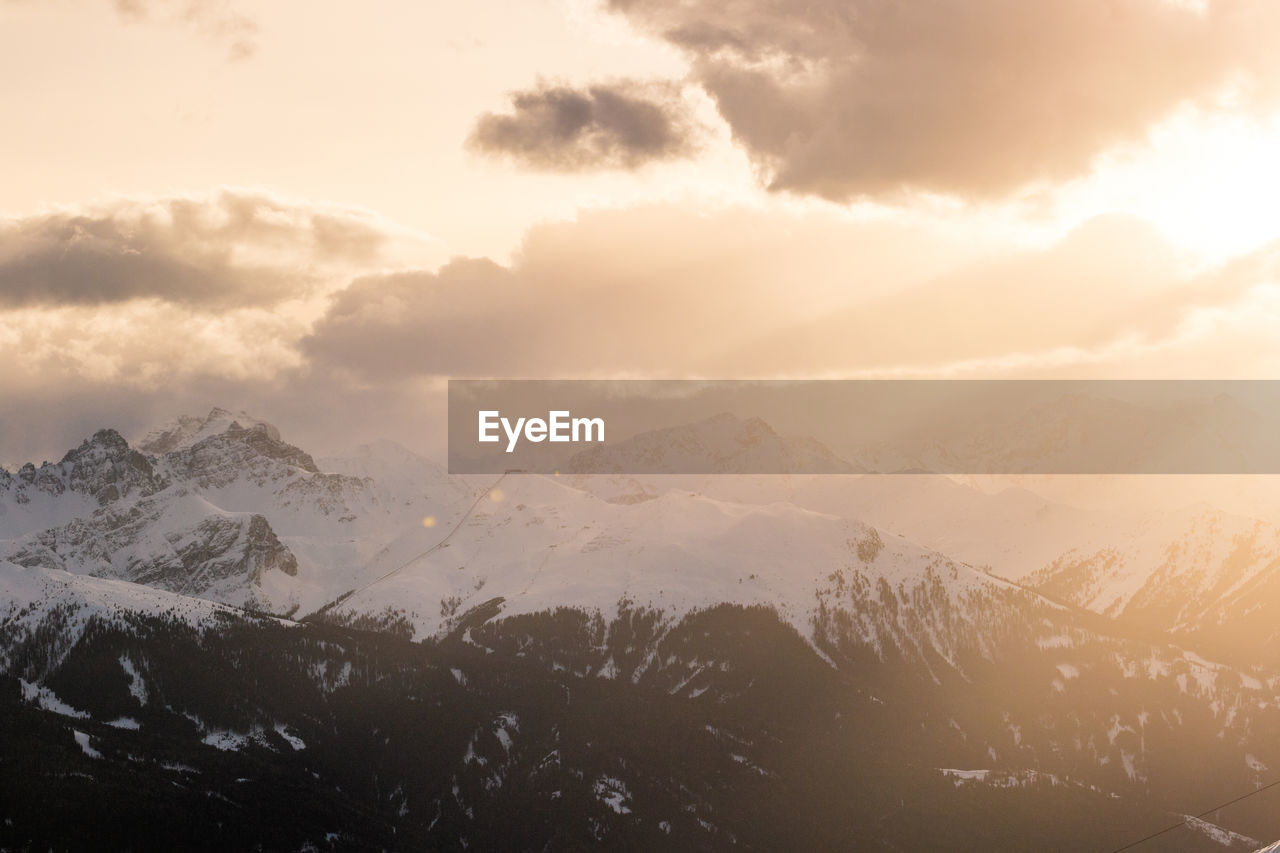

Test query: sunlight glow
[1058,104,1280,265]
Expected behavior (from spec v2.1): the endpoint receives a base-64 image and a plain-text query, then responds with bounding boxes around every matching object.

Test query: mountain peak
[59,428,131,464]
[54,428,156,505]
[137,408,281,456]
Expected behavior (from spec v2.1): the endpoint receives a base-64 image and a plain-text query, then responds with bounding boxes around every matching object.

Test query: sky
[2,0,1280,463]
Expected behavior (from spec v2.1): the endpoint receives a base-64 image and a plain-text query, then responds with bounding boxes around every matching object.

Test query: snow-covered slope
[0,559,269,677]
[327,470,1060,677]
[570,472,1132,582]
[0,558,254,634]
[1029,507,1280,660]
[4,489,298,611]
[564,468,1280,664]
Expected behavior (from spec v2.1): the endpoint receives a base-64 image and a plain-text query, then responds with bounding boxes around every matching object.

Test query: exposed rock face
[0,417,340,612]
[1,411,470,616]
[61,429,161,505]
[4,489,297,610]
[160,423,322,489]
[1,429,159,508]
[136,407,282,456]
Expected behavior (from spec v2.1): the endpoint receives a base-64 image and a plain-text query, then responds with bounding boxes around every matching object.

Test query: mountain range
[4,408,1280,850]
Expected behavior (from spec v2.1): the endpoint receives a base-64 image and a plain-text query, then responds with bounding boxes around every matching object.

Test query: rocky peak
[0,429,157,508]
[58,429,158,505]
[218,423,319,474]
[60,428,131,463]
[158,421,321,490]
[137,408,281,456]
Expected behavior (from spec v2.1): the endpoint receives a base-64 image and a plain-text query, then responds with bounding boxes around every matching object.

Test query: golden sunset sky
[2,0,1280,459]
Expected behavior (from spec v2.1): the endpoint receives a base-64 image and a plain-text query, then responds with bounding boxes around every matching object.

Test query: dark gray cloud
[0,191,389,309]
[604,0,1280,200]
[468,80,699,171]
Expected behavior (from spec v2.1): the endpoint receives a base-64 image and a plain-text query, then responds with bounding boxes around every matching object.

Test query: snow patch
[275,723,306,751]
[1182,814,1259,848]
[119,656,148,705]
[202,730,254,751]
[20,680,88,719]
[593,775,632,814]
[72,730,102,759]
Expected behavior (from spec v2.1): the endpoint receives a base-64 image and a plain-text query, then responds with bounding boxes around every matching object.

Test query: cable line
[1109,777,1280,852]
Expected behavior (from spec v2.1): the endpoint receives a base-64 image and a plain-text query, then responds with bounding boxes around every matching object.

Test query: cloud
[300,204,980,379]
[0,301,306,385]
[301,207,1280,384]
[603,0,1280,200]
[0,190,396,309]
[110,0,258,60]
[468,80,699,171]
[1,202,1278,466]
[3,194,1269,398]
[714,217,1280,378]
[712,215,1190,374]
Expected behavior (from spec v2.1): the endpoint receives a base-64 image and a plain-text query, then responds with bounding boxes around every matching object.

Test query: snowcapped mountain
[6,408,1280,665]
[0,429,160,538]
[327,470,1046,664]
[4,490,298,611]
[136,407,279,456]
[8,409,1280,848]
[562,462,1280,668]
[1,410,476,616]
[570,471,1131,581]
[1029,507,1280,664]
[0,558,279,678]
[319,438,466,504]
[8,408,1060,662]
